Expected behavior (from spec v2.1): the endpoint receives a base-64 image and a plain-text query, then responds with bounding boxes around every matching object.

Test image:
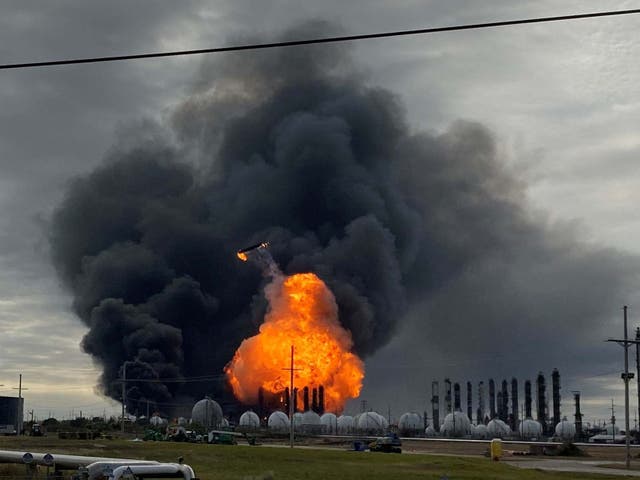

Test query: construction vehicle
[369,433,402,453]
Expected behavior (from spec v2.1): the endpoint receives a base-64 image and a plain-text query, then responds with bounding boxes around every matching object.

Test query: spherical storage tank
[474,424,489,439]
[519,419,543,439]
[320,413,337,434]
[293,412,304,430]
[441,412,471,437]
[487,419,510,438]
[337,415,355,434]
[398,412,422,435]
[301,410,322,434]
[268,411,290,432]
[191,398,223,429]
[239,411,260,430]
[357,412,388,433]
[555,419,576,441]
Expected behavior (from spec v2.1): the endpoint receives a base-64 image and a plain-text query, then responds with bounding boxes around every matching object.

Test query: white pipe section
[110,463,196,479]
[0,449,159,468]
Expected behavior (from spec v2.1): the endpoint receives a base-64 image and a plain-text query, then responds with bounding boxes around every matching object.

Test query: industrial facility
[0,395,23,435]
[426,369,587,441]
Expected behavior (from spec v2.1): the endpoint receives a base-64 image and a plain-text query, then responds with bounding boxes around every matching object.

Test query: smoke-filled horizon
[49,21,640,415]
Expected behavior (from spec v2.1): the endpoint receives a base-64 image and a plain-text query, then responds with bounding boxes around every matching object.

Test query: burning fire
[225,273,364,413]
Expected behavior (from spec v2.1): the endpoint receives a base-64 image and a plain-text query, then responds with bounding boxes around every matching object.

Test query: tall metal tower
[489,379,496,419]
[552,368,561,427]
[431,381,440,432]
[511,378,519,431]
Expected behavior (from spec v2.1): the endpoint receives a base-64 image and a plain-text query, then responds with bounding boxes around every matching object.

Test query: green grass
[0,436,625,479]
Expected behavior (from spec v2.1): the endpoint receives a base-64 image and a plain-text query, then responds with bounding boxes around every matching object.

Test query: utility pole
[611,400,616,444]
[607,305,637,469]
[636,327,640,429]
[13,374,28,435]
[282,345,300,448]
[121,362,128,434]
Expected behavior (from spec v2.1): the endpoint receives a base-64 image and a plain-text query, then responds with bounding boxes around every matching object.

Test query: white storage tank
[239,411,260,430]
[268,411,290,432]
[441,412,471,437]
[337,415,355,434]
[398,412,422,436]
[474,424,489,439]
[357,411,387,434]
[555,419,576,441]
[487,419,510,438]
[301,410,322,434]
[320,413,338,434]
[293,412,304,431]
[191,398,223,429]
[519,418,543,439]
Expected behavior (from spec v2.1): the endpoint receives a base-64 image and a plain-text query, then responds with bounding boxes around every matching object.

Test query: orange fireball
[225,273,364,413]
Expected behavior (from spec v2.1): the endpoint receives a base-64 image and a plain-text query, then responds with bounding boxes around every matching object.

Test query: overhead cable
[0,8,639,70]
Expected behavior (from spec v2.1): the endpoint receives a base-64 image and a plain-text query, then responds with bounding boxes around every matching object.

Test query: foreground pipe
[0,450,157,469]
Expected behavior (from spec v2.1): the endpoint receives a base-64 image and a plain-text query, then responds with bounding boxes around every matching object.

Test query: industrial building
[429,369,582,440]
[0,396,23,435]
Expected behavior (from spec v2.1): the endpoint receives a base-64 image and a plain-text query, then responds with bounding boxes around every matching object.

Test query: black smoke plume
[49,21,640,412]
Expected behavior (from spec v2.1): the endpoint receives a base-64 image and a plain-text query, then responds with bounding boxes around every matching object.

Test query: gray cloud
[1,1,639,420]
[45,20,640,419]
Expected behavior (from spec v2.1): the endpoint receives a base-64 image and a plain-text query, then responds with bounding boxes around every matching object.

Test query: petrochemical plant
[138,368,620,444]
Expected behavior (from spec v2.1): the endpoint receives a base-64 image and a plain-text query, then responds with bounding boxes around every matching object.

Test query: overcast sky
[1,1,639,425]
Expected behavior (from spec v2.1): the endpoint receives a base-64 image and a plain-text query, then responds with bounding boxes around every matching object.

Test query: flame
[237,251,248,261]
[225,273,364,413]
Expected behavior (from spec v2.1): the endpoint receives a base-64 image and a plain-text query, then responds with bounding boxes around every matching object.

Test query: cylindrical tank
[425,425,437,437]
[267,411,290,432]
[490,438,502,460]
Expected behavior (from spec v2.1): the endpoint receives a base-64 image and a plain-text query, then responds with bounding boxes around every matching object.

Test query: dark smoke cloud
[49,21,640,412]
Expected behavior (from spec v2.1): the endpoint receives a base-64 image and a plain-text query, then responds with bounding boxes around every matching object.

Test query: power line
[118,374,225,384]
[1,8,639,71]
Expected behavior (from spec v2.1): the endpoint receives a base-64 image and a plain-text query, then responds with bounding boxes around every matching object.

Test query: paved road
[505,458,640,477]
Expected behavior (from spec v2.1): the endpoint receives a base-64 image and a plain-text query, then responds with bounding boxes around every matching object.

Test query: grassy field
[0,436,626,479]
